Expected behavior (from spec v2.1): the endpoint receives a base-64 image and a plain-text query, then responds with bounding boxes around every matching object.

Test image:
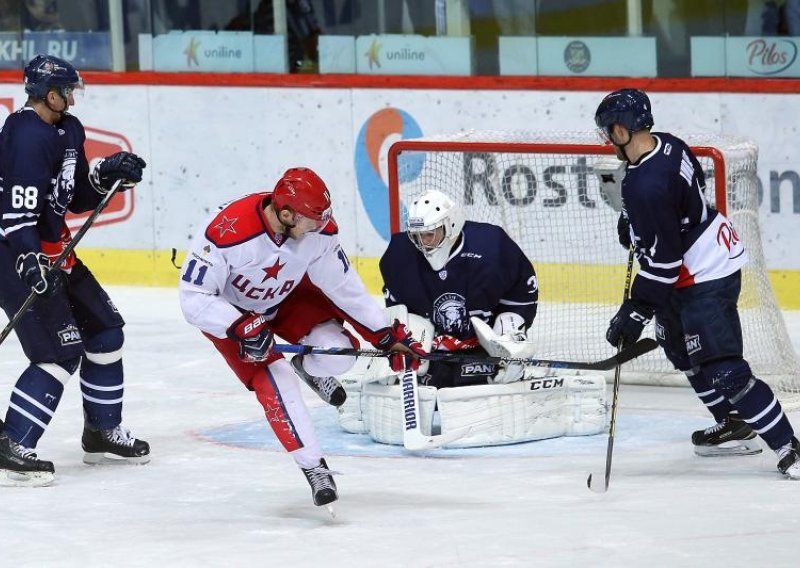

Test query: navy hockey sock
[730,378,794,451]
[687,369,733,422]
[81,329,124,429]
[4,363,74,448]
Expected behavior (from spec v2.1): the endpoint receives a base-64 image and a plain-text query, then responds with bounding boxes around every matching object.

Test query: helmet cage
[406,190,465,271]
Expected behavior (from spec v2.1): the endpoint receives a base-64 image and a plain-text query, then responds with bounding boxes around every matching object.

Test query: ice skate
[301,458,338,514]
[777,437,800,480]
[0,432,55,487]
[691,415,762,457]
[82,424,151,465]
[291,356,346,407]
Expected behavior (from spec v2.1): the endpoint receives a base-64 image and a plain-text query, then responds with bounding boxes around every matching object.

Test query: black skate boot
[82,424,151,465]
[0,432,55,487]
[777,437,800,480]
[691,414,762,457]
[291,356,346,407]
[301,458,338,508]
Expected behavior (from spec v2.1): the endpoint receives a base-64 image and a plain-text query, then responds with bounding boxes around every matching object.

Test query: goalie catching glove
[227,312,275,363]
[372,319,427,372]
[90,151,146,195]
[472,313,532,384]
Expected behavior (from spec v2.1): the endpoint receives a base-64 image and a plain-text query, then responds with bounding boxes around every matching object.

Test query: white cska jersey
[179,192,390,340]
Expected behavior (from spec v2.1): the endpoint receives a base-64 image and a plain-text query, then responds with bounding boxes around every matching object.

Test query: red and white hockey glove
[431,334,480,352]
[227,313,275,363]
[372,319,427,372]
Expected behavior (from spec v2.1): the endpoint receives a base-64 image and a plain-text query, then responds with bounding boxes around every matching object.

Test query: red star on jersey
[262,258,285,282]
[213,215,238,237]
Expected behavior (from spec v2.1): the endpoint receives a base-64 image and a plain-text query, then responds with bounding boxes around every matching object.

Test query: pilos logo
[0,98,136,230]
[745,39,798,75]
[564,40,591,73]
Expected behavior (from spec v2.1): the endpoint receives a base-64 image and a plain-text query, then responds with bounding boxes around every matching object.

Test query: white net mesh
[389,130,800,408]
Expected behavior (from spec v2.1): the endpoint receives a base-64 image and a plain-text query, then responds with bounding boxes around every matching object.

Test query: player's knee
[36,356,81,383]
[84,327,124,364]
[701,357,753,398]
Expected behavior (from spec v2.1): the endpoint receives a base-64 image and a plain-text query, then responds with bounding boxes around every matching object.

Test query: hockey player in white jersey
[179,167,425,507]
[595,88,799,479]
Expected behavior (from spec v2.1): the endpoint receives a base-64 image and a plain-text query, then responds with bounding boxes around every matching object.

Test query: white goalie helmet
[406,190,465,271]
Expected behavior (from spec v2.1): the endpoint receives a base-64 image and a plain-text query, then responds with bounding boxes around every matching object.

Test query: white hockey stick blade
[586,473,609,493]
[399,367,472,451]
[404,425,473,451]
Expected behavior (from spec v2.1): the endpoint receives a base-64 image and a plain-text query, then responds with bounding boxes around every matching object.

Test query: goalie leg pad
[361,383,437,446]
[337,375,367,434]
[436,374,607,447]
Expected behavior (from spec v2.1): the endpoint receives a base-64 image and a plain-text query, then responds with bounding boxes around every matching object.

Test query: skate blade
[694,439,763,457]
[325,504,336,518]
[0,469,55,487]
[83,452,151,466]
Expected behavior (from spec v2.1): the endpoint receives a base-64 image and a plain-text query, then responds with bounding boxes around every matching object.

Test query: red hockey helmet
[272,167,332,230]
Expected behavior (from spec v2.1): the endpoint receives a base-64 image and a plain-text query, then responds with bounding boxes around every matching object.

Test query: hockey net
[387,131,800,409]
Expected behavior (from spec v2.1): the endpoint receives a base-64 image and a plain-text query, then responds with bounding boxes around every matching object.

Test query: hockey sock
[4,360,77,448]
[80,328,124,429]
[686,369,733,422]
[730,377,794,451]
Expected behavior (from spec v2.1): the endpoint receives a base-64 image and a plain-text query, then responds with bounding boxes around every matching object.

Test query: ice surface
[0,287,798,567]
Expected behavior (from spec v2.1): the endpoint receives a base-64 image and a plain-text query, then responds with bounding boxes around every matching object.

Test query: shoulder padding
[205,193,270,248]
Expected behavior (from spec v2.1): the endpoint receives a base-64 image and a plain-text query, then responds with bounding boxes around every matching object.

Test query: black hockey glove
[90,151,147,195]
[606,299,653,348]
[227,313,275,363]
[15,252,64,297]
[617,212,632,250]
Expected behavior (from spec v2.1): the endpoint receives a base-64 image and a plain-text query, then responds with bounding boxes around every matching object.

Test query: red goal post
[387,131,799,407]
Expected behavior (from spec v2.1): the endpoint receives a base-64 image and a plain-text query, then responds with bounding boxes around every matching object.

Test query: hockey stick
[399,365,471,451]
[0,179,124,348]
[588,246,636,493]
[273,338,658,372]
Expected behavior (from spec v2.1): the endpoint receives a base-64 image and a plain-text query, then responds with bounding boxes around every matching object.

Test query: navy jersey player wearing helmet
[0,54,149,486]
[380,190,539,388]
[595,88,799,479]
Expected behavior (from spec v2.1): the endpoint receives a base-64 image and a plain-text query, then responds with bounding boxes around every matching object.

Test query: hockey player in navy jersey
[0,55,149,486]
[179,167,425,508]
[595,88,799,479]
[380,189,539,388]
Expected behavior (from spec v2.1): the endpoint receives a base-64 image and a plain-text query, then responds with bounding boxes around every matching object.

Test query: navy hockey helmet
[24,54,83,100]
[594,88,654,135]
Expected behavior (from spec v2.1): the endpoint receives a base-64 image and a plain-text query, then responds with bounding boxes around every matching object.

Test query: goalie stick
[399,365,471,451]
[0,179,125,348]
[273,338,658,372]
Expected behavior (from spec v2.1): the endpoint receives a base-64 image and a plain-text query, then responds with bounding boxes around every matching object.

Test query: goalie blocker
[337,308,607,448]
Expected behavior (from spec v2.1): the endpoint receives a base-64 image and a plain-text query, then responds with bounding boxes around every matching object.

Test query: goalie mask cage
[387,131,800,409]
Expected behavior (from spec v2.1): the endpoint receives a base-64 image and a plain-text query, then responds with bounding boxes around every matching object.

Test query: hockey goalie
[337,190,607,448]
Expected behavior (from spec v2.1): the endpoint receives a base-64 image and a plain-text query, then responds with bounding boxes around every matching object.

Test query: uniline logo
[746,39,798,75]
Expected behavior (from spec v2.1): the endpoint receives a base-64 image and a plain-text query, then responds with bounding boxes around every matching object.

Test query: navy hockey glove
[90,151,146,194]
[227,313,275,363]
[606,299,653,348]
[15,252,64,297]
[373,319,427,372]
[617,212,632,250]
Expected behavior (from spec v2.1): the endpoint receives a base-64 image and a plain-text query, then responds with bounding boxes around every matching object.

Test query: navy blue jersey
[380,221,538,340]
[0,107,99,256]
[623,132,746,308]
